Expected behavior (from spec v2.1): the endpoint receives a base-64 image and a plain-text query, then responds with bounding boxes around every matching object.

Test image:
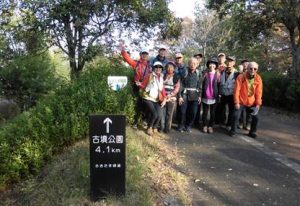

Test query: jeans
[194,103,203,126]
[178,96,199,129]
[202,103,217,127]
[239,107,252,127]
[231,105,259,133]
[220,95,235,126]
[143,99,163,129]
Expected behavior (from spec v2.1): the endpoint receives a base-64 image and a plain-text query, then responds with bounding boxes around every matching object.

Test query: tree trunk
[202,42,206,63]
[70,54,85,80]
[297,47,300,78]
[291,46,300,79]
[69,44,79,80]
[70,58,79,80]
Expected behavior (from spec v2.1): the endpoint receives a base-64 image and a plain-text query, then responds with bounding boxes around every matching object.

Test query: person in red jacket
[229,61,263,138]
[120,43,151,128]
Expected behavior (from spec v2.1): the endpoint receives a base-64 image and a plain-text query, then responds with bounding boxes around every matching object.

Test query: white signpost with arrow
[103,117,112,133]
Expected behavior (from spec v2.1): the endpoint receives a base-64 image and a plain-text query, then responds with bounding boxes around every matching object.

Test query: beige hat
[218,53,225,57]
[175,53,183,58]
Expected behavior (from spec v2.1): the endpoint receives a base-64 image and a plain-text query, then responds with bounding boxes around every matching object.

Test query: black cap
[193,53,203,58]
[206,57,219,68]
[241,59,249,64]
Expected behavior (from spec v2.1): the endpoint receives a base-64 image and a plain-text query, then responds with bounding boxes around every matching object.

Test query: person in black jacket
[177,57,202,133]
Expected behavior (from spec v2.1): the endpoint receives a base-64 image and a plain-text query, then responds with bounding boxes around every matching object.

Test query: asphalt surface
[167,107,300,206]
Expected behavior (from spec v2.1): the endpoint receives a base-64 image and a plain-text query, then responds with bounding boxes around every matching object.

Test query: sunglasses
[176,57,182,59]
[154,66,163,69]
[248,67,258,71]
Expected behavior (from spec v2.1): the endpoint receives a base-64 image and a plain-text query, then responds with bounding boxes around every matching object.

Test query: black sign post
[89,115,126,200]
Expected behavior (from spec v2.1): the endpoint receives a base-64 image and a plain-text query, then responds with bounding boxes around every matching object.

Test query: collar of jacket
[156,55,166,61]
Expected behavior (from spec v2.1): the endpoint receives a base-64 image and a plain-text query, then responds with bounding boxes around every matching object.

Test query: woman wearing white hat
[140,61,167,136]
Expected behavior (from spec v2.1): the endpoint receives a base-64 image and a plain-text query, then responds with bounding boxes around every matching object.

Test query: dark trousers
[161,101,176,132]
[143,99,162,129]
[195,103,203,126]
[178,96,199,129]
[220,95,235,126]
[239,107,252,126]
[215,99,223,124]
[133,85,144,125]
[231,105,258,133]
[202,103,217,127]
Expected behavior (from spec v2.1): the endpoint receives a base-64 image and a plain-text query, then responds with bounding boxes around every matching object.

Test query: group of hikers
[119,43,263,139]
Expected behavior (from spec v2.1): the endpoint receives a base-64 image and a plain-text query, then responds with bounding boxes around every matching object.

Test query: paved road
[167,107,300,206]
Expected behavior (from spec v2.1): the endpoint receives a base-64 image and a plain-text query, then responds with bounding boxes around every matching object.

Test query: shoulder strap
[234,72,240,80]
[202,71,208,80]
[134,60,140,71]
[135,60,150,80]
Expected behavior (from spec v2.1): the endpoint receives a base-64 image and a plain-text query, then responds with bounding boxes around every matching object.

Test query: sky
[124,0,206,58]
[168,0,205,20]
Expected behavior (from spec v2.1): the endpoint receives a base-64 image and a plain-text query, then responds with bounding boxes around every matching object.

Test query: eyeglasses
[248,67,258,71]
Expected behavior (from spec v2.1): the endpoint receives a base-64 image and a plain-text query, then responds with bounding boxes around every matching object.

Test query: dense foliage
[1,0,182,79]
[0,53,60,111]
[206,0,300,78]
[261,72,300,111]
[0,60,135,189]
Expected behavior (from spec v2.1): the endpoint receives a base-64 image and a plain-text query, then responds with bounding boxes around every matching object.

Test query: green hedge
[0,60,135,188]
[260,72,300,111]
[0,53,61,110]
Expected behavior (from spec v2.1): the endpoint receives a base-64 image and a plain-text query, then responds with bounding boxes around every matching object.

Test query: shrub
[0,98,20,123]
[0,53,62,110]
[285,80,300,111]
[260,71,300,112]
[0,60,135,189]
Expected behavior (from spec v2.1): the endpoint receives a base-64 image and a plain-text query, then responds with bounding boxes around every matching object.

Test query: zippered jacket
[178,69,202,101]
[219,69,239,96]
[234,73,263,107]
[121,50,151,89]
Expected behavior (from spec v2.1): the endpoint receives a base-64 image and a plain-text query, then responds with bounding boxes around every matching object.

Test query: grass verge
[0,127,191,205]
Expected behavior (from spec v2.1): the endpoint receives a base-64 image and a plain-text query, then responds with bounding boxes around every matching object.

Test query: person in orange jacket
[229,61,263,138]
[120,43,151,128]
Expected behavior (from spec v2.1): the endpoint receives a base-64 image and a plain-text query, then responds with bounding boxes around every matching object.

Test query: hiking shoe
[186,127,192,133]
[245,123,251,131]
[229,130,236,137]
[164,128,170,133]
[248,132,257,138]
[226,126,231,131]
[202,126,208,133]
[153,128,163,137]
[237,123,243,129]
[146,127,153,136]
[177,128,184,133]
[132,124,138,129]
[208,127,213,134]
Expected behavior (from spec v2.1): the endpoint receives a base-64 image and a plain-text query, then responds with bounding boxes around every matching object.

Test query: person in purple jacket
[201,57,221,133]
